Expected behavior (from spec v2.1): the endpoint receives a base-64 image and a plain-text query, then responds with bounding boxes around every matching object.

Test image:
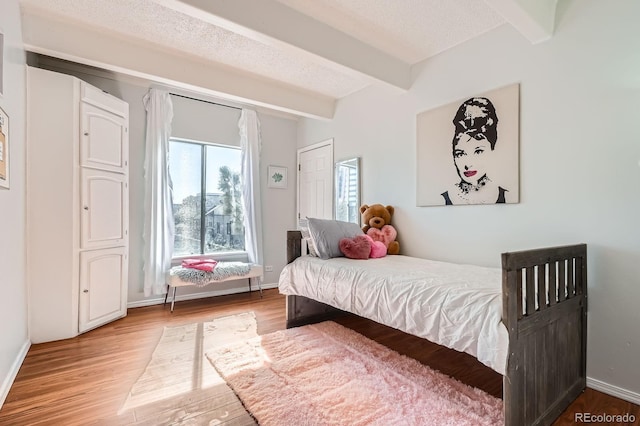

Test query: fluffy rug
[207,321,504,426]
[119,312,258,425]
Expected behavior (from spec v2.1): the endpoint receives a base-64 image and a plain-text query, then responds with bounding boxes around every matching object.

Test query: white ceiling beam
[155,0,412,91]
[484,0,558,43]
[21,11,335,119]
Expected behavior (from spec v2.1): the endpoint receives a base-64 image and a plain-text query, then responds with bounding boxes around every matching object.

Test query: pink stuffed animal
[339,235,372,259]
[364,235,387,258]
[339,234,387,259]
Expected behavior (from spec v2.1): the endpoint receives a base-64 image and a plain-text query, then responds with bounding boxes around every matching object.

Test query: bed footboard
[502,244,587,426]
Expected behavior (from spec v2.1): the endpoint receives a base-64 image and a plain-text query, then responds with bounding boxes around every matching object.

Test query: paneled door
[297,139,334,220]
[80,102,128,173]
[78,246,128,333]
[80,168,128,249]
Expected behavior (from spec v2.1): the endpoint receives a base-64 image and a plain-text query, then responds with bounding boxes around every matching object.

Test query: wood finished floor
[1,289,638,425]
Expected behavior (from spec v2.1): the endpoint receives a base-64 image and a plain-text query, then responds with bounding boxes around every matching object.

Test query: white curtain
[239,109,264,275]
[142,89,175,296]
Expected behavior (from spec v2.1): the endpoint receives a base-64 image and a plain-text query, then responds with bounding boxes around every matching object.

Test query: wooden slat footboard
[502,244,587,426]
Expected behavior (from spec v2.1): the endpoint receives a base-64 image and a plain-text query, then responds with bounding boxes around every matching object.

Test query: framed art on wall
[267,165,287,189]
[0,106,9,189]
[416,83,520,207]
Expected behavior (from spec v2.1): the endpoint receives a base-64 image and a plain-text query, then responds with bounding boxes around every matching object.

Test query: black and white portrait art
[416,83,520,206]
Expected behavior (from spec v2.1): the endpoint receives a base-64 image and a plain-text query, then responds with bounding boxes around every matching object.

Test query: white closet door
[81,169,128,249]
[298,140,334,220]
[80,102,128,173]
[79,247,128,333]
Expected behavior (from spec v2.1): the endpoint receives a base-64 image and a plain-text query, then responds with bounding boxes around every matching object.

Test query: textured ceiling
[20,0,370,98]
[19,0,552,117]
[274,0,505,63]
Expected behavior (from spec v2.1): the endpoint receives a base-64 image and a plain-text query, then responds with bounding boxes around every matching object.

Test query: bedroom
[1,0,639,424]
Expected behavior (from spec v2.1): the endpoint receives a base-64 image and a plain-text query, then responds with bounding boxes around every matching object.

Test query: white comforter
[278,255,509,375]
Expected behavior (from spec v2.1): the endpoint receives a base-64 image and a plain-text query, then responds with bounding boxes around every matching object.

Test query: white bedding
[278,255,509,375]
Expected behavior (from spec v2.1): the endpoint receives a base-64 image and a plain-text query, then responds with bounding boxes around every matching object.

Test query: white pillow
[306,218,364,260]
[298,219,319,257]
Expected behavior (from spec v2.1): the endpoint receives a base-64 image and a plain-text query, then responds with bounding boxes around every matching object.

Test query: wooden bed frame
[284,230,587,426]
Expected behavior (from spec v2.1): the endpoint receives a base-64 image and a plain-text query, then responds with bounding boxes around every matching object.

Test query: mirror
[335,157,361,224]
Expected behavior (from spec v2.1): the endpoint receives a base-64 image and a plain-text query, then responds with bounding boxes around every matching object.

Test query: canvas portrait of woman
[416,83,519,207]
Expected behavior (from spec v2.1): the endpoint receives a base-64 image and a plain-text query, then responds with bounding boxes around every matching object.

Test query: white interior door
[298,139,333,220]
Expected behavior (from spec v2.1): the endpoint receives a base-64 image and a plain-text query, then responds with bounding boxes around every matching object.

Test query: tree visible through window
[169,139,245,256]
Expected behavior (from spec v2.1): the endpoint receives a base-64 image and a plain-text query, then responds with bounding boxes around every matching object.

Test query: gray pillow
[307,218,364,260]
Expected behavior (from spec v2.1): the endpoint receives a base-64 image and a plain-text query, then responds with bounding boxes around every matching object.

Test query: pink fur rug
[206,321,503,425]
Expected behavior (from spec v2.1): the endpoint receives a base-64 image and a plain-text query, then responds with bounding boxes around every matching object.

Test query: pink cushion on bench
[181,258,219,272]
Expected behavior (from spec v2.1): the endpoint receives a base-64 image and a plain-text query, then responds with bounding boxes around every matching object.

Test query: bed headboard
[287,230,303,263]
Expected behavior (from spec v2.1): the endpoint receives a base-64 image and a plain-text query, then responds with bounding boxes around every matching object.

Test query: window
[169,138,244,257]
[335,158,360,224]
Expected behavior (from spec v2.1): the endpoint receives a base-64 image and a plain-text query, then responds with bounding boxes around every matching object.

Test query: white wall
[297,0,640,402]
[0,0,29,406]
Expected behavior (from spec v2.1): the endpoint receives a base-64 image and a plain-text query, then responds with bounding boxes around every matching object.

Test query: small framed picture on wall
[267,165,287,189]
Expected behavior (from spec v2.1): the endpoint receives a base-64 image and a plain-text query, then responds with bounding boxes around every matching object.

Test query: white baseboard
[0,339,31,409]
[127,282,279,309]
[587,377,640,405]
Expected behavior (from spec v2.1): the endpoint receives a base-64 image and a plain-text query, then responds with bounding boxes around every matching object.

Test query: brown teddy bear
[359,204,400,255]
